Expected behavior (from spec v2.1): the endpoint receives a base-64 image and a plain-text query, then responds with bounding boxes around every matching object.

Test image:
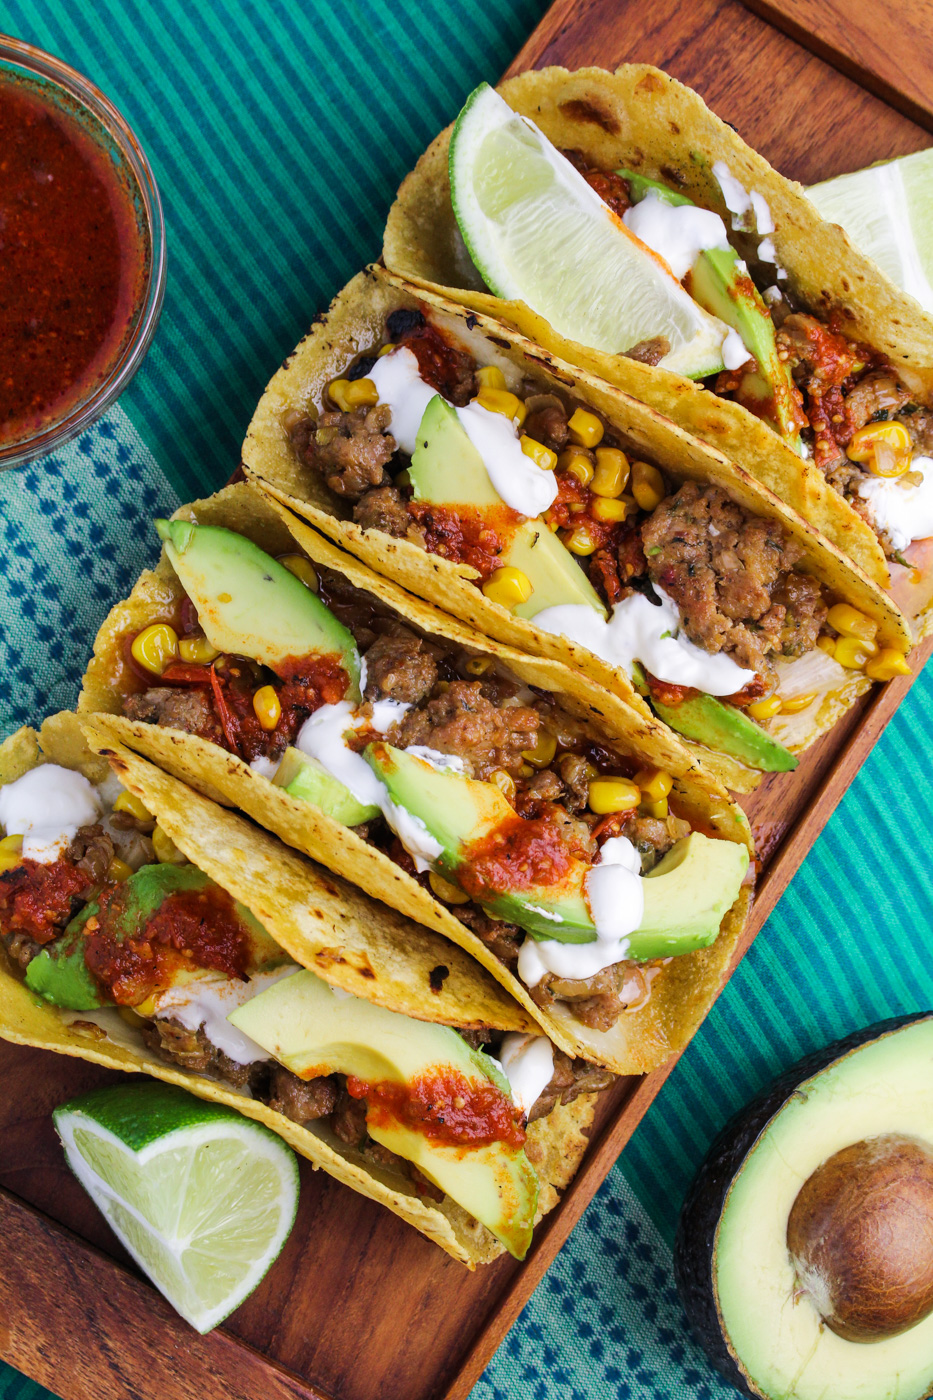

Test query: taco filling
[442,84,933,567]
[0,758,613,1260]
[280,306,906,771]
[115,518,749,1036]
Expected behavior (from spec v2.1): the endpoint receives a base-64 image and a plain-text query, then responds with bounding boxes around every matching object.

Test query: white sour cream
[405,746,466,775]
[295,704,443,872]
[369,698,411,733]
[368,347,557,517]
[249,755,279,780]
[495,1033,554,1116]
[153,964,301,1065]
[0,764,103,864]
[623,190,730,280]
[517,836,644,985]
[712,161,774,234]
[532,588,755,696]
[722,329,753,371]
[856,456,933,551]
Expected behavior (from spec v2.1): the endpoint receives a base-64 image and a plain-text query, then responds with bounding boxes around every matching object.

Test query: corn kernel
[520,435,558,472]
[482,566,533,609]
[394,469,412,489]
[522,733,557,769]
[588,777,641,815]
[253,685,282,731]
[464,655,494,676]
[635,768,673,802]
[865,648,912,682]
[280,553,319,592]
[378,342,396,357]
[152,825,185,864]
[590,496,631,523]
[0,834,23,854]
[491,769,516,802]
[476,387,526,426]
[178,635,221,665]
[561,523,599,556]
[568,407,604,448]
[113,791,153,822]
[591,447,629,497]
[0,851,22,873]
[834,636,875,669]
[817,634,837,655]
[476,365,506,392]
[559,448,594,486]
[519,763,534,778]
[117,1006,147,1029]
[328,377,379,411]
[428,870,471,904]
[846,421,912,476]
[826,603,878,644]
[131,623,179,676]
[640,796,669,819]
[747,694,783,721]
[779,691,817,714]
[107,857,135,882]
[630,461,666,512]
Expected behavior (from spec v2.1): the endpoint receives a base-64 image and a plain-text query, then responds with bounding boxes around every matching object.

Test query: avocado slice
[676,1014,933,1400]
[650,690,798,774]
[229,967,539,1259]
[273,746,379,826]
[155,520,362,699]
[409,396,606,622]
[366,743,745,958]
[26,863,282,1010]
[618,172,802,446]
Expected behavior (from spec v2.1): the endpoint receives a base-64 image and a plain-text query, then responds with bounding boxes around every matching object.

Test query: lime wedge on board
[808,148,933,314]
[54,1081,299,1333]
[449,82,730,379]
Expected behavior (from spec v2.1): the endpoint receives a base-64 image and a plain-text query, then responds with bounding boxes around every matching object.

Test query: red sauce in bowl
[0,77,148,446]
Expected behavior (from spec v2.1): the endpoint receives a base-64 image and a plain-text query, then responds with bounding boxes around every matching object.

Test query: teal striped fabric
[1,5,931,1400]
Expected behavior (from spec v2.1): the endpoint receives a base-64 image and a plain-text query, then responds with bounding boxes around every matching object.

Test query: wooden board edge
[0,1188,335,1400]
[738,0,933,135]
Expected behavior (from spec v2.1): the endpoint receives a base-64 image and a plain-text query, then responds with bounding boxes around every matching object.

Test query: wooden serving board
[2,3,932,1399]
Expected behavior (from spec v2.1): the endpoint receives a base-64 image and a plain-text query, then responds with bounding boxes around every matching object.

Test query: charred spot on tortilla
[429,965,450,992]
[557,98,621,135]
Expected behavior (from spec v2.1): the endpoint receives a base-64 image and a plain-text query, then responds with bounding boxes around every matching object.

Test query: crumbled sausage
[123,687,223,744]
[392,681,539,780]
[352,484,411,536]
[363,628,438,706]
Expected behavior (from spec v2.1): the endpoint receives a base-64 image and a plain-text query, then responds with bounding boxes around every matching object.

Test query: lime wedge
[54,1082,299,1333]
[449,83,730,379]
[808,149,933,314]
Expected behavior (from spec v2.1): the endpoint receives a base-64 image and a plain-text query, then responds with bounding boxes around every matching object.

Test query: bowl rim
[0,31,167,469]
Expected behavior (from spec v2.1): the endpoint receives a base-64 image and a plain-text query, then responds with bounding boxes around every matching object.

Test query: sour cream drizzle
[0,764,103,864]
[517,836,645,985]
[532,588,755,696]
[368,347,558,516]
[857,455,933,550]
[712,161,774,234]
[623,190,730,281]
[493,1033,555,1116]
[154,965,301,1066]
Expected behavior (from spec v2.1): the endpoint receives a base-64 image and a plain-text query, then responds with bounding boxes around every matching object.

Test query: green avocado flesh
[273,746,379,826]
[229,967,538,1259]
[409,395,606,622]
[365,743,744,958]
[155,520,362,699]
[714,1018,933,1400]
[26,863,279,1011]
[619,172,801,446]
[650,690,798,773]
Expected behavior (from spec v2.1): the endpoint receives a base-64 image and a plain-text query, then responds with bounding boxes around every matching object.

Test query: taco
[242,264,910,792]
[77,481,753,1075]
[0,712,610,1266]
[382,65,933,623]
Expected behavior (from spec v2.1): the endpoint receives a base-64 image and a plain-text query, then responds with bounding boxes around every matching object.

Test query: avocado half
[675,1014,933,1400]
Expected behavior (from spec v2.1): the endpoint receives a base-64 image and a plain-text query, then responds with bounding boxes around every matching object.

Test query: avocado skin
[673,1013,931,1398]
[651,692,798,773]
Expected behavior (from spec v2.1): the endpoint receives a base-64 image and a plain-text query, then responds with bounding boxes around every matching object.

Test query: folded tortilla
[241,264,909,790]
[0,713,589,1267]
[78,482,753,1074]
[382,64,933,604]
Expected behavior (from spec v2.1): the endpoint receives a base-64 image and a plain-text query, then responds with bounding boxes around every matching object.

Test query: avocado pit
[787,1133,933,1343]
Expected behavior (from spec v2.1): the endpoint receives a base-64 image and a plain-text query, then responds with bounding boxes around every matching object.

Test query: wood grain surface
[740,0,933,135]
[3,4,933,1400]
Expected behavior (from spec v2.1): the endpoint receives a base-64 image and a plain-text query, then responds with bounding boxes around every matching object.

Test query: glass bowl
[0,33,166,469]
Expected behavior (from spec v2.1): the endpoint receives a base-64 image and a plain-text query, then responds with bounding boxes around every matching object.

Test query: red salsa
[347,1067,526,1150]
[0,857,97,943]
[0,77,147,444]
[407,501,520,581]
[458,809,586,901]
